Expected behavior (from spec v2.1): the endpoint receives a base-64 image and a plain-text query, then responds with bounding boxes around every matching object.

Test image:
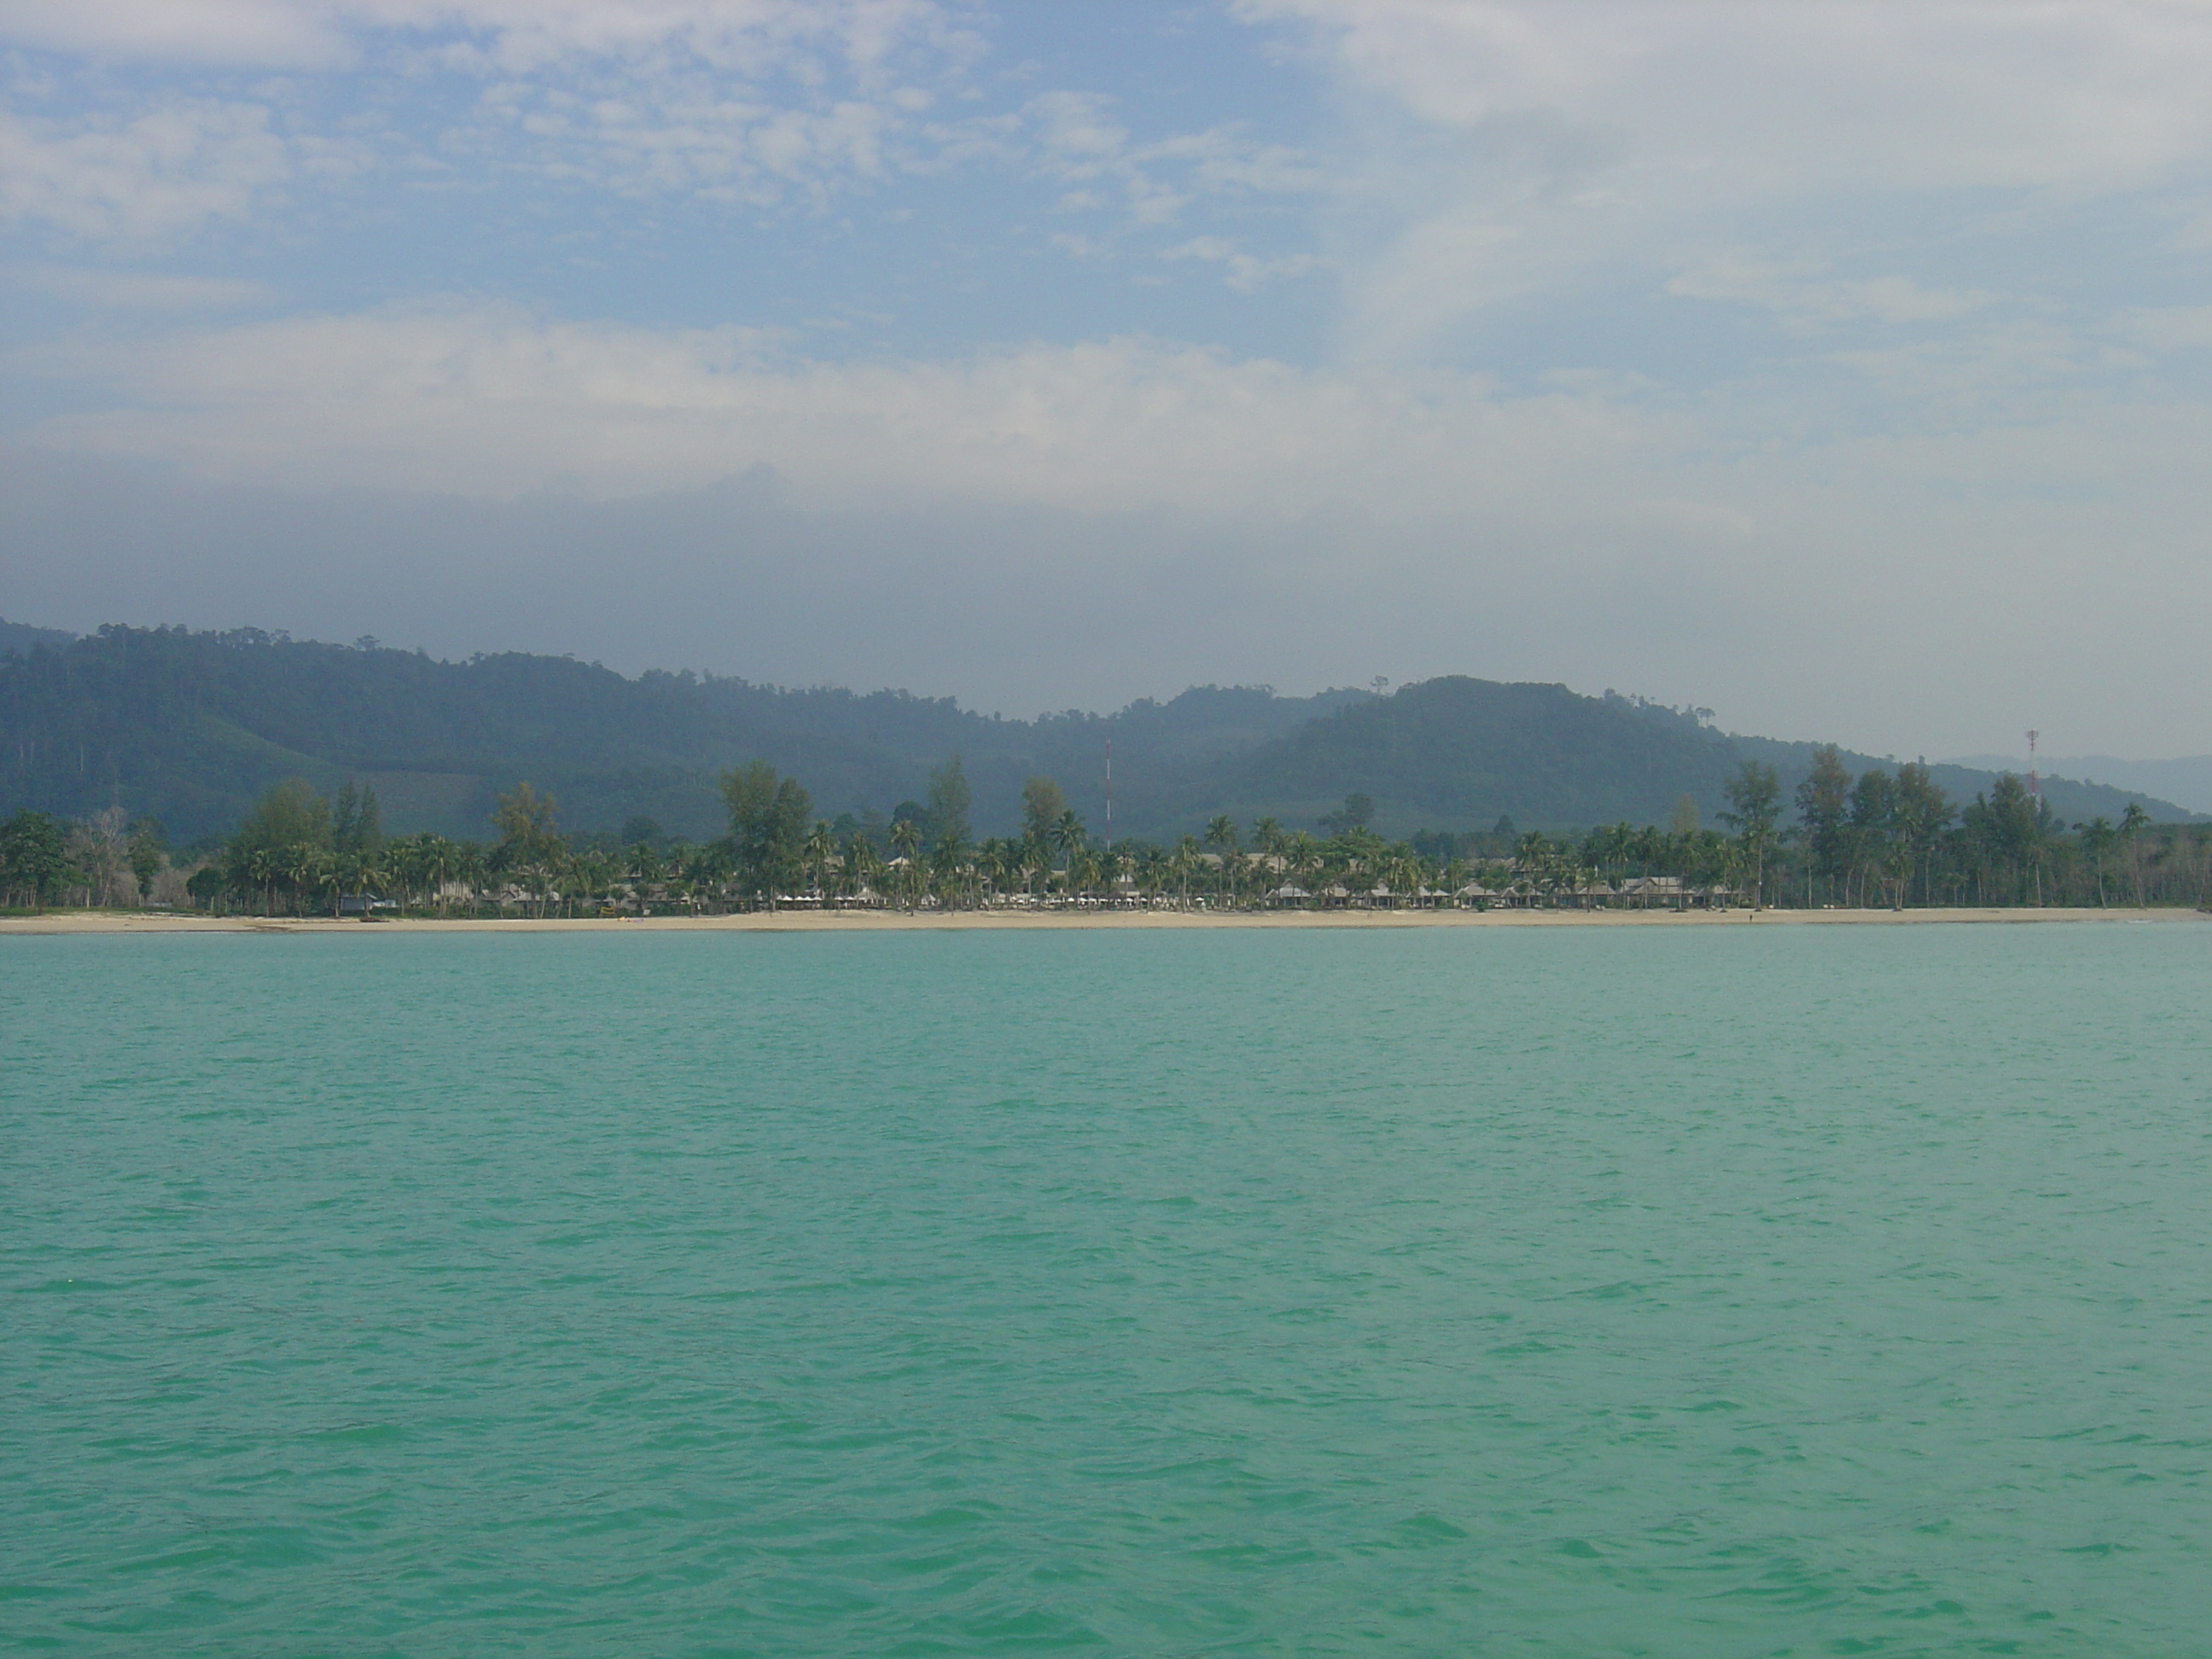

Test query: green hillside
[1202,678,1744,835]
[0,621,2195,843]
[0,619,74,658]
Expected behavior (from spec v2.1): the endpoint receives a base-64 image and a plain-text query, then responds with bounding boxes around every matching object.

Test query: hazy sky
[5,1,2211,756]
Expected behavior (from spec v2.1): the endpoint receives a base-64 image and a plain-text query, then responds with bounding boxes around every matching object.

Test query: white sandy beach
[3,906,2204,935]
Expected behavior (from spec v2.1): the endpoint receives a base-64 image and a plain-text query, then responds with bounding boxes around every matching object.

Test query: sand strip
[3,906,2204,935]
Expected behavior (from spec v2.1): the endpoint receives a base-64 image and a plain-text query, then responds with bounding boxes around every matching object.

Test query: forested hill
[0,625,1362,842]
[0,620,73,658]
[0,622,2194,842]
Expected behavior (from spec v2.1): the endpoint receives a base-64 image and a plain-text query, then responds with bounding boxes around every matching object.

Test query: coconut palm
[889,817,923,908]
[1094,843,1127,905]
[930,835,971,909]
[1051,809,1086,866]
[804,822,840,900]
[1171,835,1201,906]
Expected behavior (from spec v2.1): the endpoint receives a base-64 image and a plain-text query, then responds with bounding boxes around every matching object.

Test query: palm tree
[1095,843,1127,905]
[1286,831,1320,905]
[930,835,971,910]
[1171,835,1201,906]
[889,817,923,908]
[2119,801,2151,906]
[975,838,1011,905]
[804,822,839,902]
[2079,817,2114,907]
[1051,809,1086,866]
[844,833,884,907]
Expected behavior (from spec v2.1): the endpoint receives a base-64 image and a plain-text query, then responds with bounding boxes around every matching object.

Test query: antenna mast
[2027,730,2040,801]
[1104,736,1113,848]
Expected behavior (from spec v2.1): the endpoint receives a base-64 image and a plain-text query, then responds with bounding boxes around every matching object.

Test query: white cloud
[0,3,1317,246]
[3,1,975,212]
[1160,236,1320,294]
[19,302,1665,513]
[0,0,964,76]
[0,101,291,240]
[2110,305,2212,350]
[1667,259,1994,331]
[1238,0,2212,355]
[468,79,908,203]
[11,300,2212,754]
[1030,90,1323,227]
[1249,0,2212,193]
[24,298,2209,532]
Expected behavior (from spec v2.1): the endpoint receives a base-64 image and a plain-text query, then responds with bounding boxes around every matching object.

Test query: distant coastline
[4,906,2204,936]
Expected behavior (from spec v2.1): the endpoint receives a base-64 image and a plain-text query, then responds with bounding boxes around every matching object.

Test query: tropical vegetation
[9,748,2206,917]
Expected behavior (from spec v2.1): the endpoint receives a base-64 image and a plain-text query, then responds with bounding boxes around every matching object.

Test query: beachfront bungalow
[1613,875,1745,910]
[1617,875,1691,909]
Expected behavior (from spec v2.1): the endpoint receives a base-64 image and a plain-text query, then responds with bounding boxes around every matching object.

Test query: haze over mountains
[1,621,2197,844]
[1945,754,2212,817]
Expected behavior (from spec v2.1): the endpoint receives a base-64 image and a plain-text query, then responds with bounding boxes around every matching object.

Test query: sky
[3,0,2211,759]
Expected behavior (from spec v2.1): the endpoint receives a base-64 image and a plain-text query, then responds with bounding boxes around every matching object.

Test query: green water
[5,927,2209,1656]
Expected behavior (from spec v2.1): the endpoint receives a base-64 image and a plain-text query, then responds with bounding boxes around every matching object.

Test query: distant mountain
[1725,736,2191,837]
[0,619,74,658]
[0,624,1362,842]
[1946,753,2212,817]
[1184,684,2196,839]
[1185,678,1745,835]
[0,622,2197,842]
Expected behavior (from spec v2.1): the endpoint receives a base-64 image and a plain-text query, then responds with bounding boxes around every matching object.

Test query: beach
[3,905,2203,934]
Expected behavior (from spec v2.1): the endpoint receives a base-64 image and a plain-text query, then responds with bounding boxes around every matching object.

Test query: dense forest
[2,623,2194,846]
[3,621,2207,917]
[0,620,73,659]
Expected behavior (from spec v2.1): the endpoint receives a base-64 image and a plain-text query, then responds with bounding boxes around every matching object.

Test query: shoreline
[3,906,2204,935]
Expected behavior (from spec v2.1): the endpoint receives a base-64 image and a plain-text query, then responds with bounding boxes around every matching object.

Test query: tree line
[4,748,2207,916]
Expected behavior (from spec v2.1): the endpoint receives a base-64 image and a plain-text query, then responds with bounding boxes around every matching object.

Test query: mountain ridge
[0,620,2195,842]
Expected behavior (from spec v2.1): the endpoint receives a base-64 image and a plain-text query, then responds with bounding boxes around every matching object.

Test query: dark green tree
[1319,793,1374,835]
[0,810,78,907]
[1845,767,1897,907]
[1891,762,1952,905]
[924,754,972,849]
[721,761,811,907]
[332,781,383,856]
[225,779,331,913]
[126,818,166,899]
[1720,761,1782,909]
[1795,745,1852,903]
[1022,777,1068,844]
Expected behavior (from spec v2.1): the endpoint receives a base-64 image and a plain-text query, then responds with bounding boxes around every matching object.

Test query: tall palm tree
[930,835,971,910]
[889,818,923,909]
[845,832,884,906]
[1134,842,1167,905]
[804,822,839,901]
[975,838,1010,905]
[1095,844,1127,905]
[2119,801,2150,906]
[1171,835,1201,906]
[1051,809,1087,865]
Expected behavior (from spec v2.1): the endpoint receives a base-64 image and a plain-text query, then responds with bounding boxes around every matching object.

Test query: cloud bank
[5,2,2212,760]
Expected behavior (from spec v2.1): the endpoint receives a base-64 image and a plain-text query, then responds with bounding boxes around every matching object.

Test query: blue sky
[5,1,2212,758]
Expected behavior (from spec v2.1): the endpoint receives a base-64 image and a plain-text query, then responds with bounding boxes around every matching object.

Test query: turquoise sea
[5,925,2210,1656]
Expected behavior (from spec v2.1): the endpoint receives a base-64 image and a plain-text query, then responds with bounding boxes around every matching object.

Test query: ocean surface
[5,924,2209,1656]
